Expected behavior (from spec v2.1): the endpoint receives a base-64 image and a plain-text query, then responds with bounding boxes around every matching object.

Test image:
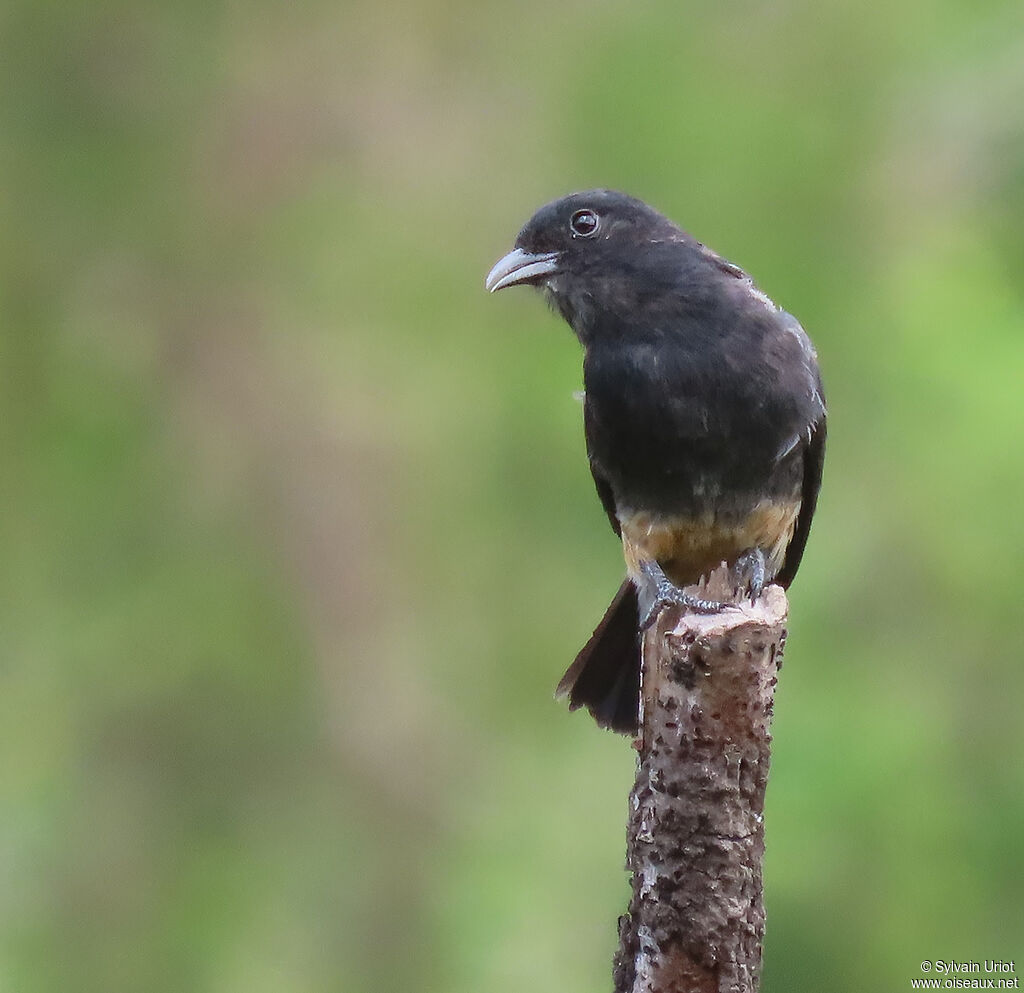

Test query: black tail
[556,580,640,734]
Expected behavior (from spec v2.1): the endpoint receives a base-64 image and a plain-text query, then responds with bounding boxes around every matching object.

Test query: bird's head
[485,190,695,338]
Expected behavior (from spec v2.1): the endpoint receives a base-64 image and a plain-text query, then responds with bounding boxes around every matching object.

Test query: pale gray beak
[485,248,560,293]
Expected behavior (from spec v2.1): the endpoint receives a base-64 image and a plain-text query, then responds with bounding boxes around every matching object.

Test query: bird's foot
[638,560,732,631]
[732,547,766,604]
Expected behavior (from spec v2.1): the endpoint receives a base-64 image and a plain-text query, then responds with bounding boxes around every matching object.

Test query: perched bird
[486,190,825,734]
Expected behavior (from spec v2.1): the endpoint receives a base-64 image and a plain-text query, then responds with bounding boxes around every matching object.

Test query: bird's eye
[569,209,600,238]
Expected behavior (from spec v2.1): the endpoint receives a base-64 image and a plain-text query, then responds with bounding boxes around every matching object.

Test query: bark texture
[614,567,788,993]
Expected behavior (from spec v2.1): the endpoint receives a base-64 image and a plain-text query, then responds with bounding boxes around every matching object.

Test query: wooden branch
[614,566,789,993]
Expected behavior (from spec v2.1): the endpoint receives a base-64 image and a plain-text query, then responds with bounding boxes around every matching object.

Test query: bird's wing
[589,460,622,537]
[775,411,826,589]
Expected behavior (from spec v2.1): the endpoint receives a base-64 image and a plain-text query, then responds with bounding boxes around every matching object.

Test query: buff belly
[619,500,801,588]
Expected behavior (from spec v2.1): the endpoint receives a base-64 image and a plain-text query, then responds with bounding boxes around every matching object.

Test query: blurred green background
[3,0,1023,990]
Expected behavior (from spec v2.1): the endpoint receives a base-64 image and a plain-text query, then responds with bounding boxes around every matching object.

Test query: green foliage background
[2,1,1023,990]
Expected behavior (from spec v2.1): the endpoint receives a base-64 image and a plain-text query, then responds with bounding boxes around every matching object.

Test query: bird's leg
[733,547,766,603]
[638,559,731,631]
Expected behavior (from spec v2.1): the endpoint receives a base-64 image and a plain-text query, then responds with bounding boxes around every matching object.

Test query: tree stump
[613,566,788,993]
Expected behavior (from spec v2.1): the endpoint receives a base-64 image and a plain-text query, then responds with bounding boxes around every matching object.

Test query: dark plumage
[486,190,825,733]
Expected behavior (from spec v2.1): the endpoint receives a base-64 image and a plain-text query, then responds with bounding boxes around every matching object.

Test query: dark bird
[486,190,825,734]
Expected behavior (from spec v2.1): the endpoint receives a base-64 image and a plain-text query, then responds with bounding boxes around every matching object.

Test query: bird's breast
[583,327,810,518]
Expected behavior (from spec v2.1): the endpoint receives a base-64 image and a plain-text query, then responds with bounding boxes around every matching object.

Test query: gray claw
[638,560,732,630]
[733,548,767,603]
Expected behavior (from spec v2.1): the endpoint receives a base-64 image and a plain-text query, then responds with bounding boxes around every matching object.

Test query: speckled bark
[614,567,788,993]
